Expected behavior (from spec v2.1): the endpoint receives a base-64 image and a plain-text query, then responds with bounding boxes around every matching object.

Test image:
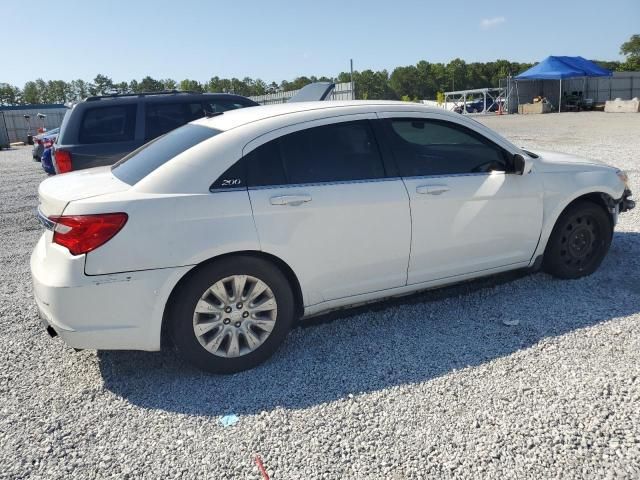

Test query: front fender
[533,170,624,259]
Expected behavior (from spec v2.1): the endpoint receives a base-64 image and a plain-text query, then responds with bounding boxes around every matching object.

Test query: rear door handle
[270,194,312,206]
[416,185,450,195]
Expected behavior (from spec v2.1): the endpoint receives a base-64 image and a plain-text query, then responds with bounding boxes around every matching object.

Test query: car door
[378,112,543,285]
[245,115,411,306]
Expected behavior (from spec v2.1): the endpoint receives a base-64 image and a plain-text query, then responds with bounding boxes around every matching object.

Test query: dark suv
[52,91,258,173]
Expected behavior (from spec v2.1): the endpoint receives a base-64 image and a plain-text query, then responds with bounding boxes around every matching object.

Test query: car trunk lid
[38,166,130,217]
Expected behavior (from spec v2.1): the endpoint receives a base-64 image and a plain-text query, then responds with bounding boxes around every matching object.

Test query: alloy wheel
[192,275,277,358]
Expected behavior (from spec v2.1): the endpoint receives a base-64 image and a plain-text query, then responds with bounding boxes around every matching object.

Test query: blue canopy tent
[515,56,612,112]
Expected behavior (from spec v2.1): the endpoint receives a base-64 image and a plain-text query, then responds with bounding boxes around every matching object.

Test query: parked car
[454,98,504,114]
[32,101,634,373]
[52,91,260,174]
[32,127,60,161]
[41,141,57,175]
[51,84,338,175]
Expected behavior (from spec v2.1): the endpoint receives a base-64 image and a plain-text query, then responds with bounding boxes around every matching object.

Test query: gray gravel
[1,112,640,479]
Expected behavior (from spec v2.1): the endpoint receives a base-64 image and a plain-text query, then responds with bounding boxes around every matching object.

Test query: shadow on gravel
[98,231,640,417]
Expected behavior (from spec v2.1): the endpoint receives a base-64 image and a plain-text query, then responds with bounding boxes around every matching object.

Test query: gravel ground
[1,112,639,479]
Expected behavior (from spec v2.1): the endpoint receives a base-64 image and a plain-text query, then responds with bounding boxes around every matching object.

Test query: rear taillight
[49,213,128,255]
[55,149,73,173]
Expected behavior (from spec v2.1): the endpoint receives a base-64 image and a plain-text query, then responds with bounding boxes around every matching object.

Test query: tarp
[515,56,612,80]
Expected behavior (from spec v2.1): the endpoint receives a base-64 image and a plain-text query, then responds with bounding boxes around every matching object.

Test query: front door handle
[416,185,450,195]
[270,194,312,206]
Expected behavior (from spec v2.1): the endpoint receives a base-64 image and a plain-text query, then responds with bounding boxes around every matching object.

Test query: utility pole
[350,59,354,100]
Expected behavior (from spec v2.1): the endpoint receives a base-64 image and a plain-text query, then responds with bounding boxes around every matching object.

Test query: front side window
[79,104,136,144]
[386,118,509,177]
[145,102,205,140]
[244,120,385,187]
[112,124,220,185]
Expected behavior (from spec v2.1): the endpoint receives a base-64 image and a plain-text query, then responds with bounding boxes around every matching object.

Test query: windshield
[111,124,221,185]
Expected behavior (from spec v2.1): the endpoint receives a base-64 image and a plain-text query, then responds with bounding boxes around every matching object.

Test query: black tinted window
[246,141,287,187]
[145,102,205,140]
[246,121,384,187]
[387,119,508,176]
[79,105,136,144]
[112,124,220,185]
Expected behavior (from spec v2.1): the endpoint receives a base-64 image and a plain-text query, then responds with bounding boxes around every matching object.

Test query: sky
[1,0,638,86]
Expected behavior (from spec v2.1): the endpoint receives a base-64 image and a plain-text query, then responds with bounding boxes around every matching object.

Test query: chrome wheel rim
[192,275,277,358]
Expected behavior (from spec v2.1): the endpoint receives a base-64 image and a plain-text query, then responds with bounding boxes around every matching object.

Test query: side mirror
[512,153,532,175]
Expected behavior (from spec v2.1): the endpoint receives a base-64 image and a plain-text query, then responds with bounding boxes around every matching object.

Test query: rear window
[111,124,220,185]
[79,104,137,144]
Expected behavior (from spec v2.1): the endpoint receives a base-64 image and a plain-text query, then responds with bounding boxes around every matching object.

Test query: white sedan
[31,101,635,373]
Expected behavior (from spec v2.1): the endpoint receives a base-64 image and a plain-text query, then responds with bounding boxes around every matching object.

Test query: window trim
[380,116,516,177]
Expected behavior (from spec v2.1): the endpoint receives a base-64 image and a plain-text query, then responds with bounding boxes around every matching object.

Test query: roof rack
[85,90,201,101]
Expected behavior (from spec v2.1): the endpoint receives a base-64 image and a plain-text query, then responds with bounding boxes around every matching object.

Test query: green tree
[70,79,90,101]
[354,69,394,100]
[390,65,421,98]
[23,81,40,104]
[0,83,22,105]
[46,80,72,103]
[113,82,129,94]
[162,78,177,90]
[90,74,114,96]
[179,79,204,92]
[138,76,164,92]
[620,34,640,71]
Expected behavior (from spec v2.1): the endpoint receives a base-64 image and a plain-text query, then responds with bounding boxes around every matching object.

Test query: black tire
[169,256,295,374]
[543,200,612,279]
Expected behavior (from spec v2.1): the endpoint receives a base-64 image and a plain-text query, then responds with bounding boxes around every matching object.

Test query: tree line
[1,44,637,107]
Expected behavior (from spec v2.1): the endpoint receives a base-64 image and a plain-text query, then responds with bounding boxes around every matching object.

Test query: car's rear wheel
[169,256,295,373]
[543,200,612,279]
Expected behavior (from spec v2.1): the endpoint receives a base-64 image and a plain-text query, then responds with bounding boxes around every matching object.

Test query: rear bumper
[31,234,192,351]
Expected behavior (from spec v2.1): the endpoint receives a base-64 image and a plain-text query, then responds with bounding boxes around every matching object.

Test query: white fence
[0,105,67,145]
[249,82,354,105]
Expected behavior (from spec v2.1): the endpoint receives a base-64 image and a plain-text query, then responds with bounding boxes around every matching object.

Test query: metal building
[0,104,68,146]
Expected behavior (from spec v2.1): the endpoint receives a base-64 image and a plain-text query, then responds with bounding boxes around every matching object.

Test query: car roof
[191,100,458,132]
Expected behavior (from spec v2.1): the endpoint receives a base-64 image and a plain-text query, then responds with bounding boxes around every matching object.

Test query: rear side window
[55,108,72,144]
[246,141,287,187]
[79,105,136,144]
[386,119,508,176]
[145,102,206,140]
[244,120,385,187]
[112,124,220,185]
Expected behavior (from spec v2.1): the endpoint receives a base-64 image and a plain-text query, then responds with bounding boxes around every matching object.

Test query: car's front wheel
[543,200,612,279]
[169,256,295,373]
